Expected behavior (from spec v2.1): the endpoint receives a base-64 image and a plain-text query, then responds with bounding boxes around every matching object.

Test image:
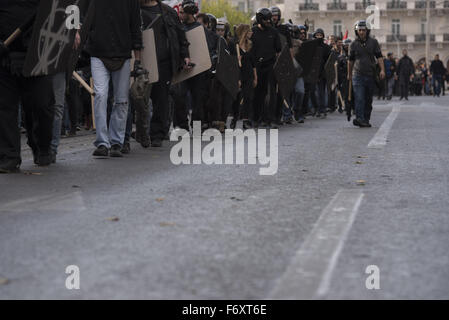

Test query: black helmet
[270,6,281,19]
[181,0,198,15]
[256,8,272,25]
[290,25,300,39]
[313,28,324,38]
[354,20,370,37]
[298,24,307,32]
[207,13,217,31]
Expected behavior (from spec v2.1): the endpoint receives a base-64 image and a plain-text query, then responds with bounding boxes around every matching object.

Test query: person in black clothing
[430,54,446,97]
[337,38,352,114]
[313,28,331,118]
[301,28,331,120]
[0,0,55,173]
[348,20,385,128]
[209,19,236,132]
[270,6,294,125]
[251,8,282,128]
[232,24,257,130]
[138,0,190,148]
[172,0,215,132]
[397,49,414,101]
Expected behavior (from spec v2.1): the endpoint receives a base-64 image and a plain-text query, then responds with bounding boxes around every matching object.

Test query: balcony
[415,34,436,42]
[327,2,347,10]
[415,1,436,9]
[387,1,407,9]
[299,3,319,10]
[355,1,376,10]
[387,34,407,42]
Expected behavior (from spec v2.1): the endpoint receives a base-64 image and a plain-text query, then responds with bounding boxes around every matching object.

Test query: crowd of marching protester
[1,0,448,173]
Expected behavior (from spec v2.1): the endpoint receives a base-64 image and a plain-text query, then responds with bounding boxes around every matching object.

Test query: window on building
[333,20,342,36]
[421,17,427,35]
[392,19,401,35]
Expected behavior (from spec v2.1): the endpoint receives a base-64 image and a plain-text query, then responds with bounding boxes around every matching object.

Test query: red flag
[343,30,349,40]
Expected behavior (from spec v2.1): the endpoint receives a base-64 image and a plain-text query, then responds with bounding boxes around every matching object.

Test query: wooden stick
[90,77,96,130]
[4,29,22,47]
[73,71,95,96]
[236,44,242,68]
[337,89,345,109]
[348,80,353,102]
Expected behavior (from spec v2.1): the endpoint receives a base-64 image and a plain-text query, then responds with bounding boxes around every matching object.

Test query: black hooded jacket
[141,2,190,75]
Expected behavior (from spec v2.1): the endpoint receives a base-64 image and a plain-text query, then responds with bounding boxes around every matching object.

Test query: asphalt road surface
[1,95,449,299]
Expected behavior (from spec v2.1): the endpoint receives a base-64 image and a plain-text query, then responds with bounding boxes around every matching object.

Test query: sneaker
[37,153,53,167]
[358,121,371,128]
[121,142,131,154]
[110,145,123,157]
[93,145,109,157]
[140,137,151,148]
[0,158,21,174]
[353,118,362,127]
[51,152,56,164]
[151,139,162,148]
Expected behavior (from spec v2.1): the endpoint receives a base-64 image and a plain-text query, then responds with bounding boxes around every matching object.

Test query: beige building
[278,0,449,65]
[229,0,285,14]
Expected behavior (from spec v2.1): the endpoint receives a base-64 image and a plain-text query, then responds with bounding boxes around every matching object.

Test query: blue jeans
[352,75,375,122]
[432,74,443,96]
[293,77,305,119]
[91,58,130,148]
[51,72,66,154]
[386,77,395,98]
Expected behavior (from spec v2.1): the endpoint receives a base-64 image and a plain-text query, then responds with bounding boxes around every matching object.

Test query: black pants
[0,64,54,161]
[207,77,229,123]
[66,78,82,132]
[239,79,255,120]
[173,72,207,130]
[399,78,409,99]
[328,87,337,111]
[150,61,172,141]
[254,62,276,124]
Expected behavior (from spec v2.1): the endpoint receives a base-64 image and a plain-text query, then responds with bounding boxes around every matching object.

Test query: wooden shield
[172,26,211,84]
[141,28,159,84]
[274,45,297,99]
[23,0,80,77]
[216,39,240,100]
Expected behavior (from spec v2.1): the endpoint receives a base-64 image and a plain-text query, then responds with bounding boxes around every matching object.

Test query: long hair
[236,24,252,52]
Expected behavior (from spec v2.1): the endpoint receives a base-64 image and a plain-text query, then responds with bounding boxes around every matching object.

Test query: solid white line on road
[268,190,364,300]
[367,106,401,149]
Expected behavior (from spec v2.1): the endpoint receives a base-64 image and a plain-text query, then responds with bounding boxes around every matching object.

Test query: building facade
[229,0,285,14]
[278,0,449,65]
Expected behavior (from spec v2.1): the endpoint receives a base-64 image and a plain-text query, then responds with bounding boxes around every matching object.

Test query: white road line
[269,190,364,300]
[367,106,401,149]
